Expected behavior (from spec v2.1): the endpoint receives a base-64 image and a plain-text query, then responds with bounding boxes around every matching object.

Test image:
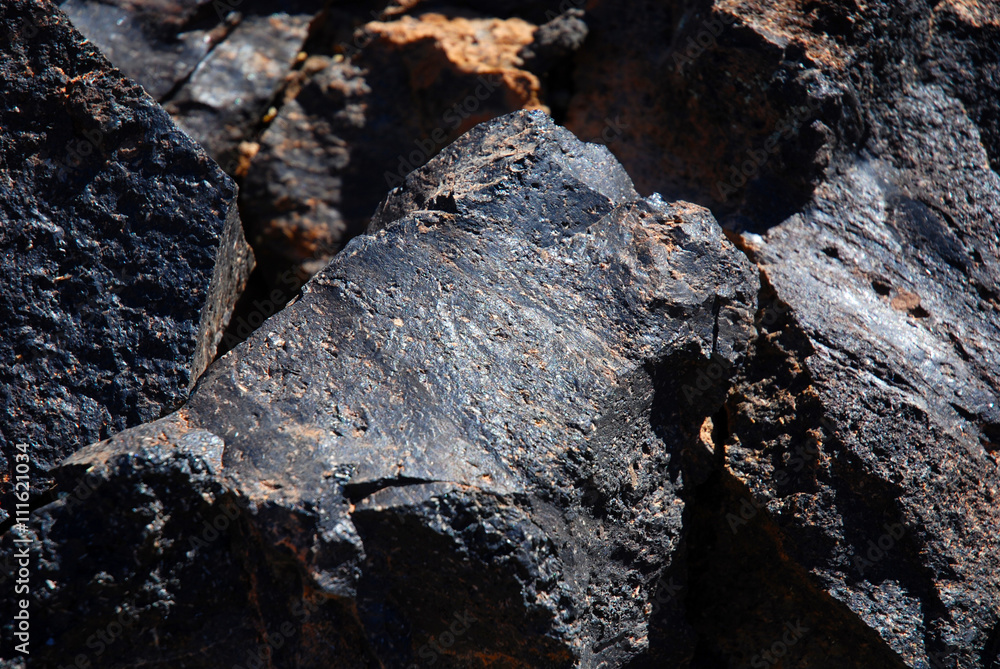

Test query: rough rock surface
[56,0,226,102]
[54,1,592,352]
[162,8,317,169]
[558,1,1000,667]
[723,87,1000,668]
[0,0,251,500]
[16,110,758,667]
[7,0,1000,666]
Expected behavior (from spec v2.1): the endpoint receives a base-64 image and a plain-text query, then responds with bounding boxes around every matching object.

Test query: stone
[9,0,1000,665]
[163,9,318,169]
[0,0,251,503]
[59,0,326,169]
[722,83,1000,669]
[17,110,758,667]
[560,1,1000,666]
[236,9,560,341]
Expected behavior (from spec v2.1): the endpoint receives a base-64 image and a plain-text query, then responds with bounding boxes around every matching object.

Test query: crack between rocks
[158,13,241,106]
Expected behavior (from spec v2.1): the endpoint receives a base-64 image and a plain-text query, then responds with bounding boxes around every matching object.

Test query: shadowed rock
[723,84,1000,669]
[554,2,1000,666]
[17,110,757,667]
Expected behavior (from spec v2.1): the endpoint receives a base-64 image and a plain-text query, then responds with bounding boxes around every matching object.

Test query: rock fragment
[0,0,251,499]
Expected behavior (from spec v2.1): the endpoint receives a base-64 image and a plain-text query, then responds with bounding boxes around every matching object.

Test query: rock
[18,110,758,667]
[518,8,588,72]
[559,1,1000,666]
[722,84,1000,668]
[237,56,371,285]
[924,1,1000,166]
[9,0,1000,665]
[518,8,588,118]
[0,0,251,502]
[163,8,320,169]
[564,1,846,226]
[332,9,547,192]
[60,0,326,169]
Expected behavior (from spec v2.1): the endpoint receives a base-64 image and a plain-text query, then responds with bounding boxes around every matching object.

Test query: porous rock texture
[0,0,251,502]
[57,0,328,169]
[15,110,758,668]
[53,1,595,352]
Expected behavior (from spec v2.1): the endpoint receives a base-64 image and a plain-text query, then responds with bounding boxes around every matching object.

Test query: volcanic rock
[56,0,226,102]
[0,0,251,502]
[17,110,758,668]
[239,9,552,287]
[60,0,327,170]
[560,1,1000,666]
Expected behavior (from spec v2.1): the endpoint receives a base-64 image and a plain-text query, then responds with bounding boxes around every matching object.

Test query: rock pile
[3,0,1000,667]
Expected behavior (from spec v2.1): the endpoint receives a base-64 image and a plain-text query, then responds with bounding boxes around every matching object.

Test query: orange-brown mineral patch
[715,0,850,69]
[365,13,545,111]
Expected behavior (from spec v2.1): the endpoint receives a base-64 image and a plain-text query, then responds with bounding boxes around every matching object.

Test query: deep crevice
[343,476,441,505]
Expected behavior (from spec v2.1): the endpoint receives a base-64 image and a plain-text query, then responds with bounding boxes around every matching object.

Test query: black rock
[561,2,1000,667]
[19,110,758,668]
[723,83,1000,669]
[163,8,320,168]
[518,8,589,74]
[0,0,251,501]
[60,0,327,169]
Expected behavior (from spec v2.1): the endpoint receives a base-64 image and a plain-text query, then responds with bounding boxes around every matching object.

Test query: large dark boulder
[721,85,1000,669]
[15,110,758,667]
[0,0,252,500]
[560,1,1000,666]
